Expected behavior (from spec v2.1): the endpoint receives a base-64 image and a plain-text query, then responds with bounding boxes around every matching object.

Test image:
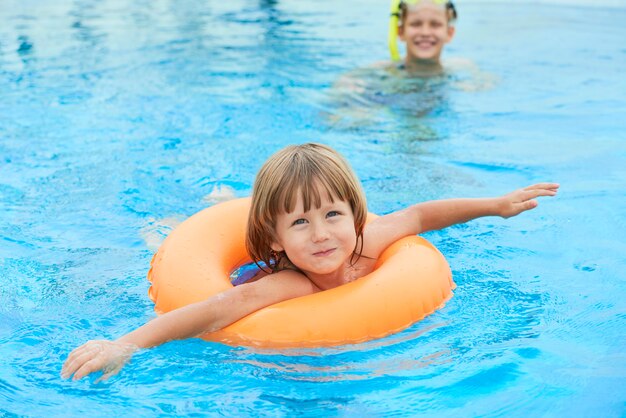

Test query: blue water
[1,0,625,416]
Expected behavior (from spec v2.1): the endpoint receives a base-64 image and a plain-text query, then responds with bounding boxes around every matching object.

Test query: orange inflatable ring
[147,198,455,348]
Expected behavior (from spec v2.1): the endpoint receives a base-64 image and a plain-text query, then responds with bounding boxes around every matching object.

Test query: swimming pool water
[1,0,625,416]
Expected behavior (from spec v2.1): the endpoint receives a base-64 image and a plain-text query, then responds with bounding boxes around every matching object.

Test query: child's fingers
[62,350,96,378]
[523,183,560,192]
[62,344,94,377]
[524,199,538,211]
[62,341,104,377]
[518,188,557,202]
[72,357,106,381]
[63,344,89,366]
[528,188,557,198]
[515,199,538,212]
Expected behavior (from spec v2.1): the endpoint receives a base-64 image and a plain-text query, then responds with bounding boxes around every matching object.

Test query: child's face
[399,3,455,63]
[271,187,357,278]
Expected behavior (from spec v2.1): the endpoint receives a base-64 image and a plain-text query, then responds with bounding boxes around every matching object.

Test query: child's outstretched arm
[408,182,559,233]
[363,183,559,258]
[61,271,316,381]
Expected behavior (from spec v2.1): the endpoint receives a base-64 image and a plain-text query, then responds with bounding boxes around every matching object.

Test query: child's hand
[61,340,138,382]
[498,183,559,218]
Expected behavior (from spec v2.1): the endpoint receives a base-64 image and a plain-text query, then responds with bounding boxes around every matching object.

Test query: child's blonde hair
[399,1,458,25]
[246,143,367,273]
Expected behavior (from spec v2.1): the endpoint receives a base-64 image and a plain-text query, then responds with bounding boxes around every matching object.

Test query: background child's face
[399,3,455,62]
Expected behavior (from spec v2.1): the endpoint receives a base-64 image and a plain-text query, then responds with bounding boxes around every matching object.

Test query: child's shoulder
[333,61,403,92]
[444,56,476,69]
[360,214,411,260]
[443,57,499,92]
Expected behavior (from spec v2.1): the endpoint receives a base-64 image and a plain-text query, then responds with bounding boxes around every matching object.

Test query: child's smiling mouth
[314,248,336,257]
[414,39,437,48]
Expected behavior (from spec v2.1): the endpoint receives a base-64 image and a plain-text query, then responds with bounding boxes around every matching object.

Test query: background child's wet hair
[246,143,367,273]
[399,0,458,25]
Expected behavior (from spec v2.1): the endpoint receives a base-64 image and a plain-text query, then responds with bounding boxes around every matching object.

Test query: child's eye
[292,218,307,226]
[326,211,340,218]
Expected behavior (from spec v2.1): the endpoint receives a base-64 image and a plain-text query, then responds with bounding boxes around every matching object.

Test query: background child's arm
[61,270,316,381]
[363,183,559,258]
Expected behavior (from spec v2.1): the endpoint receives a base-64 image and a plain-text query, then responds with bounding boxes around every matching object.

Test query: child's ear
[446,25,456,42]
[398,25,406,41]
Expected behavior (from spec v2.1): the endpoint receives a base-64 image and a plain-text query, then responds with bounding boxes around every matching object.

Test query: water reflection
[323,57,498,148]
[226,322,453,382]
[325,64,451,140]
[17,35,34,57]
[233,350,451,383]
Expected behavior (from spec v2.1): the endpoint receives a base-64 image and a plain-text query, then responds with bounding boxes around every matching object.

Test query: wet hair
[399,1,458,25]
[246,143,367,273]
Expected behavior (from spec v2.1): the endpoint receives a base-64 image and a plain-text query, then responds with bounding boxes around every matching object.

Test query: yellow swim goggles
[388,0,457,61]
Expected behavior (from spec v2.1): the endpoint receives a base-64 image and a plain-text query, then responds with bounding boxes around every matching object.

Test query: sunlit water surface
[1,0,625,416]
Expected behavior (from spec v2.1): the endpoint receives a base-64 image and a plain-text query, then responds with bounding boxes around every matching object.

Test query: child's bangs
[277,166,351,215]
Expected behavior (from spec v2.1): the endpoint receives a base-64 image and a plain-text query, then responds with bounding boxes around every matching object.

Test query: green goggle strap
[388,0,402,61]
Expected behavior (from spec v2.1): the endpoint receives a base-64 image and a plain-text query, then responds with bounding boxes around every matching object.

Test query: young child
[388,0,497,89]
[327,1,494,131]
[61,143,558,381]
[333,0,458,97]
[389,0,458,73]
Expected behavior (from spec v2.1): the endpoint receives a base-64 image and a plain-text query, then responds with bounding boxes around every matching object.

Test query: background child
[61,143,558,381]
[327,0,494,132]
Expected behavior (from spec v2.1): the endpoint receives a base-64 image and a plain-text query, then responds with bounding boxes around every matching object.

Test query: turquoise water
[1,0,625,416]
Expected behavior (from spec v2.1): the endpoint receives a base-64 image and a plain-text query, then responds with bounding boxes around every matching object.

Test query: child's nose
[311,223,330,242]
[420,26,432,35]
